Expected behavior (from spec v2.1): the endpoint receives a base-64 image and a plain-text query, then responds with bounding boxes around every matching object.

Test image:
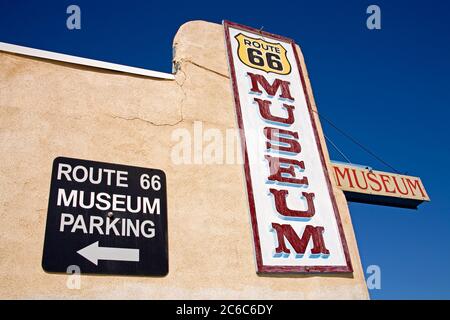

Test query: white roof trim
[0,41,175,80]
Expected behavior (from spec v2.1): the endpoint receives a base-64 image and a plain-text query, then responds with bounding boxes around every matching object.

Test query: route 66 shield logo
[235,33,291,75]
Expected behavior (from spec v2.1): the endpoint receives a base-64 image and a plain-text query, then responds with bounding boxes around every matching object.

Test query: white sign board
[224,21,352,273]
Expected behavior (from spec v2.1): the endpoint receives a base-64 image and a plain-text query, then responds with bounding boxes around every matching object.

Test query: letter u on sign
[223,20,352,273]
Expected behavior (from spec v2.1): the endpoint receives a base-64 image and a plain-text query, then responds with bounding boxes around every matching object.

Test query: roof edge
[0,41,175,80]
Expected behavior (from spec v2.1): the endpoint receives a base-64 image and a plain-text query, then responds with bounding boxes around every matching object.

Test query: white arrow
[77,241,140,265]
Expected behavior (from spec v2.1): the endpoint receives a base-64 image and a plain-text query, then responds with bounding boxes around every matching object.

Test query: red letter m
[271,223,329,257]
[248,72,294,100]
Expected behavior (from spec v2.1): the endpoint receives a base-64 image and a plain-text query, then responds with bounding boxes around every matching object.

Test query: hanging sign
[224,21,352,273]
[332,162,430,209]
[42,157,168,276]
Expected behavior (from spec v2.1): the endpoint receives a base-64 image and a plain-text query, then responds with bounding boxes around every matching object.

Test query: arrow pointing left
[77,241,140,265]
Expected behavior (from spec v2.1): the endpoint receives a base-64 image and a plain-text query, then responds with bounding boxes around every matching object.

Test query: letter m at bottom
[271,223,330,256]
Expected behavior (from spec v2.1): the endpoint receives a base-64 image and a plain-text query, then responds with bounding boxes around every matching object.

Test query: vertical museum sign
[223,21,352,273]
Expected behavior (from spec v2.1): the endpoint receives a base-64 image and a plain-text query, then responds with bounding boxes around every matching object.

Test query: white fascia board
[0,41,175,80]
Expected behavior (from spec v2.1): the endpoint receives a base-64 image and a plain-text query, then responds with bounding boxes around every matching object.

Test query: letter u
[269,189,315,218]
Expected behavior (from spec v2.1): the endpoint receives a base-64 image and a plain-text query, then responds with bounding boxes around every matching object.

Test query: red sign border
[223,20,353,273]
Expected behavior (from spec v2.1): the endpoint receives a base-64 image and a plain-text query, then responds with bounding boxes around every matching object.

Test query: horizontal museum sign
[332,162,429,209]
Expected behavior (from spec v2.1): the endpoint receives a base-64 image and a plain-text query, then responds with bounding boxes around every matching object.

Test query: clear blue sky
[1,0,449,299]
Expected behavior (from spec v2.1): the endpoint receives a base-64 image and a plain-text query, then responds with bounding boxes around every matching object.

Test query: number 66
[140,174,161,191]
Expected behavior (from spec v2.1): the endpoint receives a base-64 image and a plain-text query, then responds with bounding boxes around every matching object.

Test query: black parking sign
[42,157,168,276]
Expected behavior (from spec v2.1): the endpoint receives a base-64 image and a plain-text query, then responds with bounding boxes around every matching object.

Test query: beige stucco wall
[0,20,369,299]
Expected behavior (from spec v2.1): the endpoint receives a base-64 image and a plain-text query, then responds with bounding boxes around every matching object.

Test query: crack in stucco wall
[174,58,229,79]
[106,114,183,127]
[106,56,229,127]
[106,64,187,127]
